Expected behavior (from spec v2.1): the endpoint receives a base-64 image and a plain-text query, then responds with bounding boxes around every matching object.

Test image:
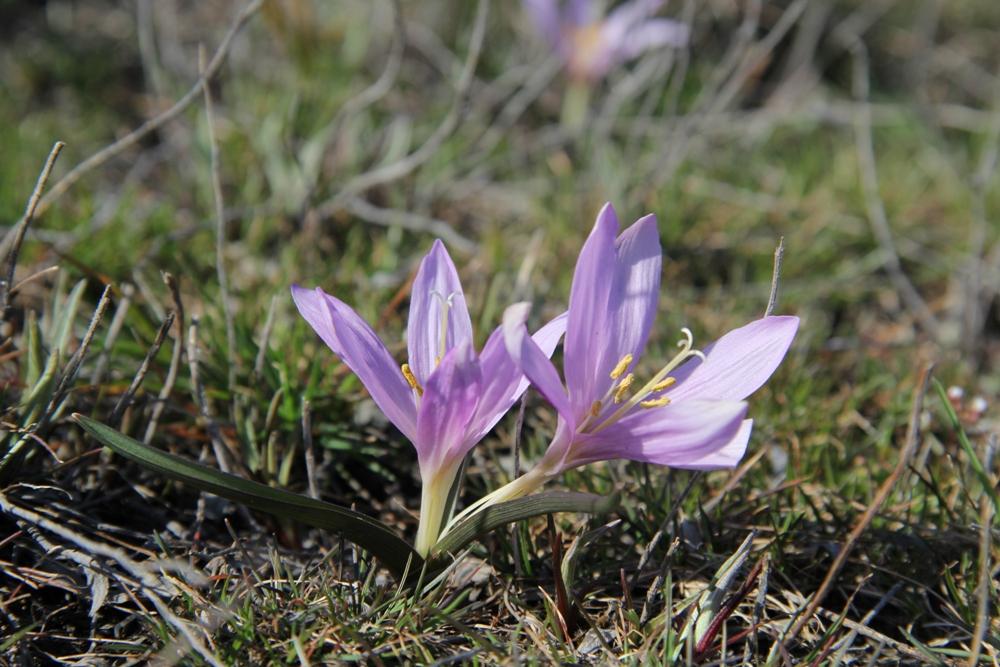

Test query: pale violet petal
[503,303,574,426]
[407,240,473,384]
[668,316,799,403]
[564,203,619,416]
[415,343,481,475]
[565,399,747,469]
[467,311,568,443]
[319,290,419,441]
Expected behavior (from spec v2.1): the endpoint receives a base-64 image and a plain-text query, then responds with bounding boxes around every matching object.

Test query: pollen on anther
[401,363,423,396]
[651,377,677,392]
[609,354,633,380]
[640,396,671,409]
[613,373,634,403]
[589,400,602,417]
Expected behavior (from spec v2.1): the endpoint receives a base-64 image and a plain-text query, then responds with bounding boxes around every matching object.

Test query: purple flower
[524,0,689,82]
[292,240,566,555]
[488,204,797,502]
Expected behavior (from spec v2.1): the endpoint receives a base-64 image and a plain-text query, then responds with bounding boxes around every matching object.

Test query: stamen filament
[589,400,603,417]
[587,327,705,434]
[430,290,456,366]
[401,363,423,396]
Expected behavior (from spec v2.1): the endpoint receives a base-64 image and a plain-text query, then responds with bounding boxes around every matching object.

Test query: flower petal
[503,303,574,427]
[684,419,753,470]
[668,316,799,403]
[564,203,620,415]
[407,240,473,384]
[291,284,343,356]
[415,342,482,474]
[523,0,563,47]
[467,311,568,443]
[605,213,661,383]
[313,289,418,441]
[616,19,689,60]
[566,400,747,469]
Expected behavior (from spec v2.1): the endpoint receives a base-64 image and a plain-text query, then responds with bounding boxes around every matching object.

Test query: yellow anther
[401,364,423,396]
[589,400,603,417]
[609,354,633,380]
[640,396,671,409]
[613,373,635,404]
[651,377,677,392]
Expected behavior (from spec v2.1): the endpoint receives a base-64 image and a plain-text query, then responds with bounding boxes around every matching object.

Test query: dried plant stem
[187,317,234,474]
[90,283,134,386]
[0,142,65,323]
[765,237,785,317]
[0,492,224,667]
[302,399,319,500]
[200,45,237,394]
[781,363,932,647]
[314,0,488,220]
[33,0,263,217]
[253,294,278,379]
[849,40,940,338]
[110,311,175,426]
[967,436,996,667]
[144,272,184,444]
[44,285,113,420]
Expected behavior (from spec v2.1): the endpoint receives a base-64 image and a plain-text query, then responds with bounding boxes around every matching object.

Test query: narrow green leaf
[24,311,41,389]
[73,414,421,579]
[433,491,620,556]
[51,278,86,356]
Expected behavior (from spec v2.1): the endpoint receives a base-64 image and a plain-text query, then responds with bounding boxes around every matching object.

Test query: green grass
[1,0,999,663]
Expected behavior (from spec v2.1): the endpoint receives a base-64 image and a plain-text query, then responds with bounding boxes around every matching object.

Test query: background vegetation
[1,0,998,663]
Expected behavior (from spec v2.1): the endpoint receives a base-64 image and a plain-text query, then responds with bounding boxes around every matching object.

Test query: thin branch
[967,435,996,667]
[342,196,476,253]
[187,317,235,474]
[0,142,65,322]
[43,285,113,426]
[765,237,785,317]
[33,0,264,217]
[313,0,488,220]
[144,272,185,444]
[200,45,237,393]
[781,363,933,647]
[848,39,940,338]
[302,399,319,500]
[90,283,134,387]
[253,294,278,379]
[110,311,175,426]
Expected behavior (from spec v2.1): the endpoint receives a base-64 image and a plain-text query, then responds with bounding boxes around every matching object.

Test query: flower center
[568,23,605,72]
[583,328,706,434]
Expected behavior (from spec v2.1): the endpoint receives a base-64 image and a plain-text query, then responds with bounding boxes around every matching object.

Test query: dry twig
[781,363,933,648]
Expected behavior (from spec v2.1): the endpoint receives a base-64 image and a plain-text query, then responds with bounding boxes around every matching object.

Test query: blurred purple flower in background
[292,241,566,555]
[524,0,689,82]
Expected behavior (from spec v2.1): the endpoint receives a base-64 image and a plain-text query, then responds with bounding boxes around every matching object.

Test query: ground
[1,0,999,664]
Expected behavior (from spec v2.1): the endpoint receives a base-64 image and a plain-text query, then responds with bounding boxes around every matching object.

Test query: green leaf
[73,414,421,579]
[433,491,620,556]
